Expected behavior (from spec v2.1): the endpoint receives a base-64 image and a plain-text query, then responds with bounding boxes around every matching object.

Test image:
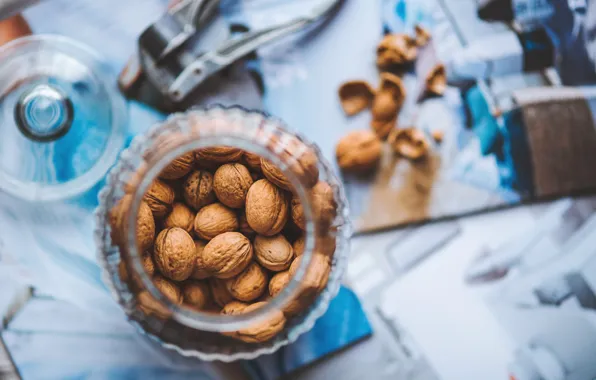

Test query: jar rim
[126,118,318,332]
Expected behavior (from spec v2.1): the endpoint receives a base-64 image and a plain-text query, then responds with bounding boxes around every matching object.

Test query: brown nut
[293,235,305,257]
[254,234,294,272]
[221,301,249,315]
[425,64,447,96]
[154,228,196,281]
[210,278,235,307]
[415,24,431,47]
[432,130,444,143]
[143,252,155,276]
[196,146,243,163]
[153,275,183,304]
[243,151,262,172]
[388,127,430,160]
[164,203,195,233]
[193,203,238,240]
[183,170,216,210]
[376,33,417,68]
[310,181,337,232]
[143,179,176,219]
[183,280,211,310]
[335,130,382,173]
[159,152,194,180]
[371,73,406,140]
[202,232,253,279]
[289,253,330,295]
[213,163,254,208]
[261,138,319,190]
[192,240,211,280]
[338,80,376,116]
[225,262,268,302]
[245,179,289,236]
[109,196,155,253]
[234,302,286,343]
[238,209,256,239]
[269,271,291,297]
[290,197,305,230]
[138,291,172,319]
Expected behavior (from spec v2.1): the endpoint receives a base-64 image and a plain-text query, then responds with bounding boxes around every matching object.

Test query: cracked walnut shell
[371,73,406,140]
[183,170,216,210]
[338,80,376,116]
[193,203,238,240]
[245,179,289,236]
[159,151,194,180]
[376,33,417,68]
[415,24,431,47]
[213,163,254,208]
[154,227,196,281]
[425,64,447,96]
[143,178,175,219]
[254,234,294,272]
[202,232,253,279]
[335,130,382,173]
[225,262,268,302]
[388,127,430,160]
[164,202,195,233]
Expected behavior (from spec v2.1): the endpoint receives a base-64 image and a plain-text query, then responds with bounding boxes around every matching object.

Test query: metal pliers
[119,0,342,112]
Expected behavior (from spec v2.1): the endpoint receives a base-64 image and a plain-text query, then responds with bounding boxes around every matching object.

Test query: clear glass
[0,35,127,201]
[94,106,351,361]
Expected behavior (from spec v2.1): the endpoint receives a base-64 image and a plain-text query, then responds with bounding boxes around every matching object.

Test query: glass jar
[94,106,351,361]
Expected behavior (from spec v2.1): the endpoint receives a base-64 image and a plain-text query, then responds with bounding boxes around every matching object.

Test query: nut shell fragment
[338,80,376,116]
[370,73,406,140]
[425,64,447,96]
[414,24,431,47]
[388,128,430,160]
[376,33,417,68]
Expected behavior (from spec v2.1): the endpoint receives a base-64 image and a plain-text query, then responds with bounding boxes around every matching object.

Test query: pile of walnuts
[335,25,445,174]
[110,142,337,344]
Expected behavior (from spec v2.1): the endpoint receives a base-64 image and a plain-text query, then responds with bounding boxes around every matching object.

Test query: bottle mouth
[126,129,318,332]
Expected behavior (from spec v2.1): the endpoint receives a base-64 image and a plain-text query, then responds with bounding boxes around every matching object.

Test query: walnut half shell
[425,64,447,96]
[388,128,430,160]
[376,33,417,69]
[338,80,376,116]
[370,73,406,140]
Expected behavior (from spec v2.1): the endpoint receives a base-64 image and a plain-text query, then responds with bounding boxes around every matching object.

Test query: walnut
[338,80,376,116]
[289,253,330,294]
[425,64,446,96]
[269,271,291,297]
[261,138,319,190]
[221,301,249,315]
[210,278,235,307]
[335,130,382,173]
[233,302,287,343]
[310,181,337,232]
[245,179,289,236]
[154,228,196,281]
[290,197,305,230]
[193,203,238,240]
[164,202,195,233]
[213,163,254,208]
[183,170,215,210]
[225,262,268,302]
[376,33,417,69]
[388,127,430,160]
[138,291,172,319]
[242,151,262,172]
[316,233,337,258]
[371,73,406,140]
[191,240,210,279]
[202,232,253,279]
[109,195,155,253]
[183,280,211,310]
[293,235,305,257]
[143,179,175,219]
[153,275,183,304]
[254,234,294,272]
[238,209,256,239]
[159,151,194,180]
[196,146,243,163]
[143,252,155,276]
